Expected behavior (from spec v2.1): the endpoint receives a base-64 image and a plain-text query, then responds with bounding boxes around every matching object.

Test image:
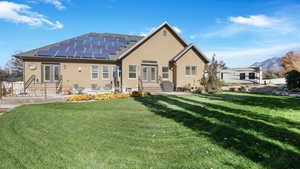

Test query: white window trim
[162,66,169,80]
[185,65,197,77]
[91,65,99,80]
[128,64,137,80]
[102,65,110,80]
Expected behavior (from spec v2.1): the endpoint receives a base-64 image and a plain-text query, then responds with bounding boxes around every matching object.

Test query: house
[15,22,209,94]
[219,67,262,84]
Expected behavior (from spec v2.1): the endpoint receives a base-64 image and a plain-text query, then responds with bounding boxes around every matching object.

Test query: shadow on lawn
[199,93,300,110]
[134,95,300,169]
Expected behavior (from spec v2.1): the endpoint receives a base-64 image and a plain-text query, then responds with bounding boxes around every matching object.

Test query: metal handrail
[56,75,63,94]
[24,75,35,92]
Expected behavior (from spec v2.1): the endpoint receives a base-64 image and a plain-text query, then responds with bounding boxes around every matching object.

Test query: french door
[43,64,60,83]
[142,65,157,83]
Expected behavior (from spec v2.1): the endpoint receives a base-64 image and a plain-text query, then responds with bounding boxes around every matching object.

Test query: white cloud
[0,1,63,29]
[28,0,66,10]
[229,15,279,27]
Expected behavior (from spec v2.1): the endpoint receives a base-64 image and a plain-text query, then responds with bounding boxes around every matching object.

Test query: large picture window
[129,65,137,79]
[102,65,110,80]
[91,65,99,80]
[162,66,169,79]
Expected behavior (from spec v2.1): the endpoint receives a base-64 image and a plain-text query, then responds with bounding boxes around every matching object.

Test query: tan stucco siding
[24,61,42,83]
[175,49,206,88]
[24,61,116,89]
[60,62,116,89]
[121,27,185,89]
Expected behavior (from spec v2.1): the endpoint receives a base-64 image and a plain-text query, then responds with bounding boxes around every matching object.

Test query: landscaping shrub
[286,70,300,90]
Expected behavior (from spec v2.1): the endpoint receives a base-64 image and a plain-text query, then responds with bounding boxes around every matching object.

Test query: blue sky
[1,0,300,68]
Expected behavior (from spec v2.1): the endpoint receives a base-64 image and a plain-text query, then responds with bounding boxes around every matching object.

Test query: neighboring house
[219,67,262,84]
[15,22,209,94]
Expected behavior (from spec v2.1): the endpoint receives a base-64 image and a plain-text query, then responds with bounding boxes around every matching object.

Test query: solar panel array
[35,33,142,59]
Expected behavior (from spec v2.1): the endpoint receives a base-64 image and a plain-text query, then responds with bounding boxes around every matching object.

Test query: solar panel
[35,33,142,58]
[36,50,50,56]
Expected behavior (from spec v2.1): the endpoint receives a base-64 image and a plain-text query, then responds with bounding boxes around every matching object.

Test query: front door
[142,65,157,83]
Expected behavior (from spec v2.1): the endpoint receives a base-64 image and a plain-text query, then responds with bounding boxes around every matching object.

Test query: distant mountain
[251,57,283,71]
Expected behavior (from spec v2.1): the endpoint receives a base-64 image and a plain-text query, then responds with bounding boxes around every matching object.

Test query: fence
[0,81,59,98]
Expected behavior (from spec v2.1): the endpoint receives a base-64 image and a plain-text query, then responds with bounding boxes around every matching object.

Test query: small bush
[193,87,205,94]
[286,70,300,90]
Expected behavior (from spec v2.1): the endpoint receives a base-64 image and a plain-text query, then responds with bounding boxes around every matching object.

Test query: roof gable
[119,21,189,60]
[172,44,209,63]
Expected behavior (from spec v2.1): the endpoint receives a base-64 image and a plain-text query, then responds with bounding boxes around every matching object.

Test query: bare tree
[4,56,23,82]
[202,55,223,93]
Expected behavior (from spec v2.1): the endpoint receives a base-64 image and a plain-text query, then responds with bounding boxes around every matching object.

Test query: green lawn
[0,93,299,169]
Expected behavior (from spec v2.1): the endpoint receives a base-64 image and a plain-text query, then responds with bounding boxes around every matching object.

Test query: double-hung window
[185,65,197,76]
[162,66,169,79]
[102,65,110,80]
[191,66,197,75]
[91,65,99,80]
[129,65,137,79]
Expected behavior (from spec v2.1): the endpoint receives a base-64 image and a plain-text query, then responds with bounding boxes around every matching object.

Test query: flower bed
[65,92,146,102]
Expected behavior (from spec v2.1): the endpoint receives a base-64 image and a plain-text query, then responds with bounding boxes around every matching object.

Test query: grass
[0,92,299,169]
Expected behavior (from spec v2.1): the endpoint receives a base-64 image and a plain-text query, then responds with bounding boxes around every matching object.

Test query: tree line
[0,57,23,82]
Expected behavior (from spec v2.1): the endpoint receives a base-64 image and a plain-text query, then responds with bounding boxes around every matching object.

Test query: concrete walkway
[0,95,65,115]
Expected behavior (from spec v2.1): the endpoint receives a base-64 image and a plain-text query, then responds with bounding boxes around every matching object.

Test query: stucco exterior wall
[24,61,116,89]
[121,27,185,90]
[175,49,206,88]
[24,61,42,83]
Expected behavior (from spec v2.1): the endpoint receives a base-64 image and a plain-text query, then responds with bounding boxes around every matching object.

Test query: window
[185,65,197,76]
[53,65,60,81]
[240,73,246,80]
[185,66,191,75]
[44,65,51,82]
[102,65,110,80]
[91,65,99,80]
[142,67,147,80]
[112,66,119,80]
[162,66,169,79]
[249,73,255,79]
[191,66,197,75]
[129,65,137,79]
[43,64,60,82]
[221,72,224,79]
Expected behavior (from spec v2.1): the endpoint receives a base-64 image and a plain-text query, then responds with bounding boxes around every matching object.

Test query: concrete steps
[143,83,162,92]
